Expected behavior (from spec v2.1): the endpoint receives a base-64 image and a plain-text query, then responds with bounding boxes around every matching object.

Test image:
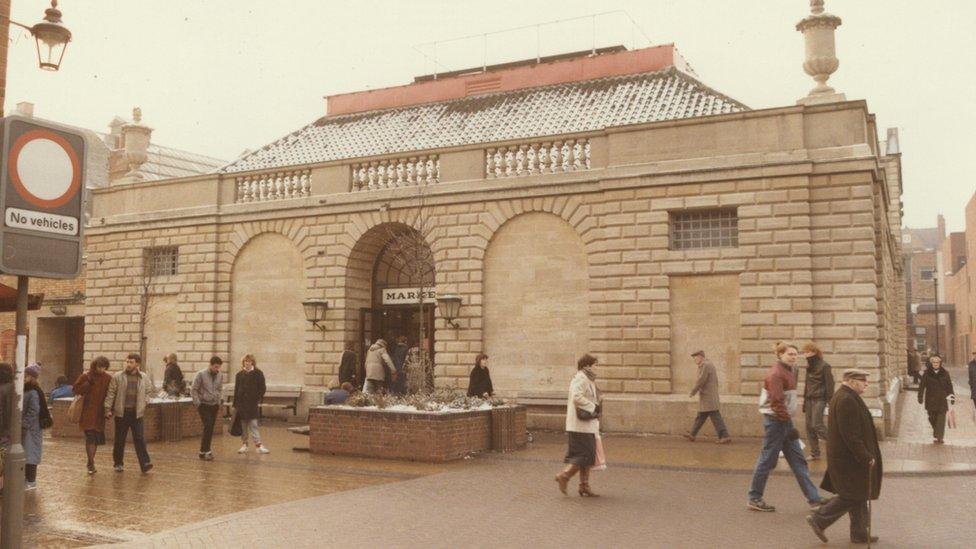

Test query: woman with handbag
[555,354,602,497]
[23,363,52,490]
[918,354,955,444]
[72,356,112,474]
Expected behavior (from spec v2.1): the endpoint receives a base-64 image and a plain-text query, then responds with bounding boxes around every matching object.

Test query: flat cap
[690,350,705,357]
[842,368,870,380]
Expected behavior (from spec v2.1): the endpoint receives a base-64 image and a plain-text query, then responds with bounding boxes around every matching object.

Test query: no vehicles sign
[0,115,86,278]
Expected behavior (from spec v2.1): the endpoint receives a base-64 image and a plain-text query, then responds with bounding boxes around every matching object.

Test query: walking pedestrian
[917,354,954,444]
[747,341,826,512]
[801,342,834,460]
[234,354,269,454]
[467,353,494,398]
[49,375,73,403]
[338,340,358,388]
[192,356,224,461]
[72,356,112,474]
[907,347,922,386]
[555,354,602,498]
[967,351,976,410]
[363,339,395,395]
[23,363,51,490]
[162,353,185,396]
[805,368,882,545]
[104,353,155,473]
[683,350,731,444]
[390,335,409,395]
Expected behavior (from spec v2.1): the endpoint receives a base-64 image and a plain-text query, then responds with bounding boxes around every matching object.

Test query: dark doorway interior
[358,305,435,382]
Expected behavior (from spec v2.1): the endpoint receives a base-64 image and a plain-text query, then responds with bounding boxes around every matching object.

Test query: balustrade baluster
[584,140,591,170]
[426,158,435,184]
[538,143,548,173]
[367,164,377,190]
[526,145,537,175]
[396,161,405,186]
[486,149,495,179]
[549,142,560,174]
[572,141,583,171]
[561,141,571,173]
[515,146,526,176]
[504,148,514,177]
[493,149,503,178]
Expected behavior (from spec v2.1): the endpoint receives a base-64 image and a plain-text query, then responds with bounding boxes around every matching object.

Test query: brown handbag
[67,394,85,423]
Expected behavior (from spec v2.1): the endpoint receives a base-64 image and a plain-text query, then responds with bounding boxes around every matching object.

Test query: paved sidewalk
[98,456,976,548]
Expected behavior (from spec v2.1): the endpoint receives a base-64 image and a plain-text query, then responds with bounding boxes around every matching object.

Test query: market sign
[381,287,436,305]
[0,115,86,278]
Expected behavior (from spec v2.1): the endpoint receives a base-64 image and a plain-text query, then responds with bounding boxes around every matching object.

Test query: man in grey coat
[684,351,732,444]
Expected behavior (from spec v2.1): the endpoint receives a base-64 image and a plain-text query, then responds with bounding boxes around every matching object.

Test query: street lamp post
[933,271,940,355]
[0,3,72,547]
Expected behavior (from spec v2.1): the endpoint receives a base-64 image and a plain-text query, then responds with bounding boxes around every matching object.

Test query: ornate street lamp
[302,299,329,332]
[9,0,72,71]
[436,294,462,329]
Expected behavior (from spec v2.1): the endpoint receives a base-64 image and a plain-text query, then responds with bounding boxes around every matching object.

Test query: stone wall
[84,102,907,434]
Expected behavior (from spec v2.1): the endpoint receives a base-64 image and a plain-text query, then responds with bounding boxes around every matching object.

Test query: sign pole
[1,275,27,549]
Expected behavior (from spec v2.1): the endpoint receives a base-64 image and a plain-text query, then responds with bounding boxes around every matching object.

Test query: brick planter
[309,405,527,462]
[51,398,223,442]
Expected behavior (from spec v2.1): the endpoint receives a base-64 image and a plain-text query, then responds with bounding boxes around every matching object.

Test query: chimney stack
[796,0,846,105]
[121,107,153,179]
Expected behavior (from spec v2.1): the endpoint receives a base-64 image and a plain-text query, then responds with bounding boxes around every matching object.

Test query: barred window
[669,209,738,250]
[147,246,178,277]
[919,268,934,281]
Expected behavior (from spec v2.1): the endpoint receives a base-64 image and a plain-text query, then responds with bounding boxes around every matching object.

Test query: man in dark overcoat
[806,368,882,545]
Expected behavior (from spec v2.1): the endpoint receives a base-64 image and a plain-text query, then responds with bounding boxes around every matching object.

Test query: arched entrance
[345,223,436,381]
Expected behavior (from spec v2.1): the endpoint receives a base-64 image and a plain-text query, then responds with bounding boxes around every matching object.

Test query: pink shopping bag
[593,433,607,471]
[947,407,957,430]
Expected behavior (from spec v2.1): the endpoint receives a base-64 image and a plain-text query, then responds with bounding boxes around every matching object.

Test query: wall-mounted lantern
[302,299,329,332]
[436,294,462,329]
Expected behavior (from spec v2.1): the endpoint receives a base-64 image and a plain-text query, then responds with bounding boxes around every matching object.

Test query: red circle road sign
[7,128,81,209]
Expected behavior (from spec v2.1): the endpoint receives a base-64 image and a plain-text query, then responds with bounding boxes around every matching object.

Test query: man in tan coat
[683,350,732,444]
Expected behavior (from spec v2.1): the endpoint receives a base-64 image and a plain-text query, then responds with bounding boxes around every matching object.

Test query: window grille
[147,246,178,277]
[919,268,934,281]
[669,209,738,250]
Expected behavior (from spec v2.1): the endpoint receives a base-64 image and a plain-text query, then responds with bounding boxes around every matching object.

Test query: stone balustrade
[486,138,591,179]
[236,169,311,203]
[351,155,441,191]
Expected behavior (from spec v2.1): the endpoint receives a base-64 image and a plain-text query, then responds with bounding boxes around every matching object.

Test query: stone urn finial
[796,0,846,105]
[121,107,153,179]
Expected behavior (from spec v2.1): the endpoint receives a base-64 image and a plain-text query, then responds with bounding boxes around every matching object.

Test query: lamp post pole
[0,3,30,546]
[933,273,940,356]
[0,3,72,546]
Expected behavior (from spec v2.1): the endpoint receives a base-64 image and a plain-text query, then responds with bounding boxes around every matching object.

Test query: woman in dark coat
[917,354,954,443]
[73,356,112,474]
[234,354,268,454]
[467,354,494,398]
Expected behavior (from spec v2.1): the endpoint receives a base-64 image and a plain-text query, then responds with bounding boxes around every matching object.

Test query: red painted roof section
[325,45,685,117]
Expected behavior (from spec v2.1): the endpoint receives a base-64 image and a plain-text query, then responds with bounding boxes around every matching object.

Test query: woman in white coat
[555,354,601,497]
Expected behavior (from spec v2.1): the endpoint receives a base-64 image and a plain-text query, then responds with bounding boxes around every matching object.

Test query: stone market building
[85,7,907,435]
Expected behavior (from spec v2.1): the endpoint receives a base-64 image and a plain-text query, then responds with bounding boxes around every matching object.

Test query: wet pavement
[6,370,976,547]
[3,420,454,547]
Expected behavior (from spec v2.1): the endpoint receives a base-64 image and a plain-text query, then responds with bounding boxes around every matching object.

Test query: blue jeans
[748,416,820,503]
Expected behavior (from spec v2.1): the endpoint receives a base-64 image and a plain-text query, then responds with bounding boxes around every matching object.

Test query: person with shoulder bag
[73,356,113,474]
[555,354,603,497]
[22,363,50,490]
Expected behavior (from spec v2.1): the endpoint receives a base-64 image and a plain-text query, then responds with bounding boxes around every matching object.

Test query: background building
[85,32,907,435]
[942,192,975,365]
[0,104,224,391]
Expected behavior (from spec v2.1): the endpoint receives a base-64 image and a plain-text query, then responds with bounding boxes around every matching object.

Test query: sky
[4,0,974,231]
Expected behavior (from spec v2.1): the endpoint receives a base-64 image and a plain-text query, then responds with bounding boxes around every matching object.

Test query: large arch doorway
[345,224,436,383]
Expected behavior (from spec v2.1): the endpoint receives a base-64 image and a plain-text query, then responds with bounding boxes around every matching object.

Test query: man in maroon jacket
[747,342,825,512]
